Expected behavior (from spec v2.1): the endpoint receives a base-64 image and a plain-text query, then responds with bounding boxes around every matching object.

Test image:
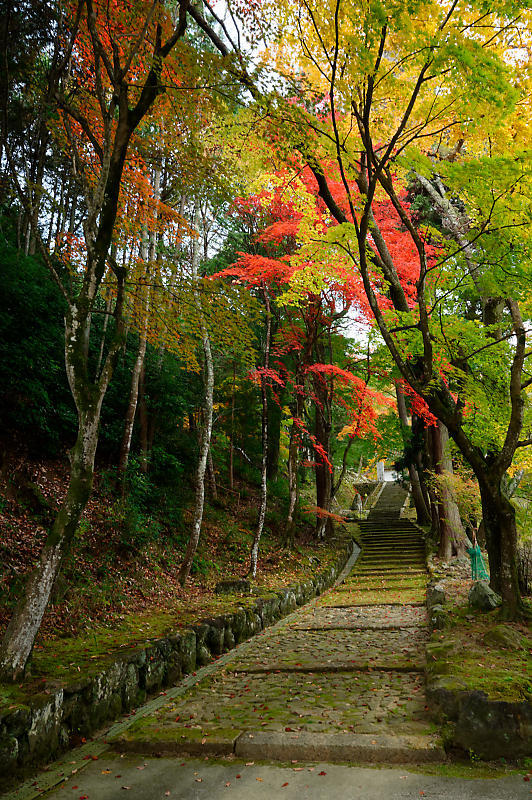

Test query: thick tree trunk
[424,426,441,539]
[249,285,271,578]
[178,209,215,586]
[439,422,469,555]
[478,477,523,618]
[430,425,453,559]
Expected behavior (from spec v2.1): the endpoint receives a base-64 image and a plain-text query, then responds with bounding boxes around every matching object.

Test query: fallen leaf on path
[282,782,289,787]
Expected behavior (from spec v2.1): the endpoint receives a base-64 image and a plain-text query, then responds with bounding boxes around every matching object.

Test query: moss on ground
[429,618,531,702]
[0,533,356,714]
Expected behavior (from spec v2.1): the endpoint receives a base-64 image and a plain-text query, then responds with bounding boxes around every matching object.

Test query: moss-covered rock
[429,604,449,630]
[426,583,446,609]
[483,625,526,651]
[468,581,501,611]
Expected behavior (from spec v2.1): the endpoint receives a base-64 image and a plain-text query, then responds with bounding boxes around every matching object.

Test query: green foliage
[0,238,75,453]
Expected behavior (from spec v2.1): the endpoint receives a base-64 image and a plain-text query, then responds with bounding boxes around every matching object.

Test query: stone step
[358,559,426,566]
[354,569,427,576]
[361,544,424,550]
[236,731,444,763]
[114,729,445,764]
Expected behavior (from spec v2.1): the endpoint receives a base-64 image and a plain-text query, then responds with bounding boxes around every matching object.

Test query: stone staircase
[109,481,442,765]
[355,484,426,576]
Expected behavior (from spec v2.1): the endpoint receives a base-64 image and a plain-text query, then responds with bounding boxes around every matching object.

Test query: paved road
[40,753,532,799]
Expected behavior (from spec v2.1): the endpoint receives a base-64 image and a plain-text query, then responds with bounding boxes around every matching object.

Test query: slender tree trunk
[267,391,282,480]
[178,208,215,586]
[286,390,304,541]
[313,365,333,540]
[95,293,113,377]
[118,165,160,477]
[207,446,217,500]
[395,382,431,525]
[249,284,271,578]
[118,292,149,477]
[286,422,299,532]
[138,363,149,473]
[229,363,235,490]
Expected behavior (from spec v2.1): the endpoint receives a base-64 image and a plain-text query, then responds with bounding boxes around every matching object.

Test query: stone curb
[423,582,532,760]
[0,537,357,790]
[115,729,445,764]
[235,730,446,764]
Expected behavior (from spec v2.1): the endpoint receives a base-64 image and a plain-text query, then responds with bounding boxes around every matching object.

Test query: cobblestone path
[112,484,442,762]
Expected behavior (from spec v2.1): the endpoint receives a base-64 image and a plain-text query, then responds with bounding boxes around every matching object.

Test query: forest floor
[427,555,532,703]
[0,452,353,713]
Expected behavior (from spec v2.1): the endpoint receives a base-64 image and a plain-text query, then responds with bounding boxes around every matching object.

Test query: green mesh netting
[466,544,490,581]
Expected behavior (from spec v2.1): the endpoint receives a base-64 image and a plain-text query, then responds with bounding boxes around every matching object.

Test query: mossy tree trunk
[0,296,124,681]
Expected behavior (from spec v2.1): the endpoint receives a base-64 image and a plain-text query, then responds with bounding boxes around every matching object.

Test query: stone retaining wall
[424,577,532,760]
[0,539,355,783]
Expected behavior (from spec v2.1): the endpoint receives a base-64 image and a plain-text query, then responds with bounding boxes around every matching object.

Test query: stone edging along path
[424,573,532,760]
[0,538,359,788]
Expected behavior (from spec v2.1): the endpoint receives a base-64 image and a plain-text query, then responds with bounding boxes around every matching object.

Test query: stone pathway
[109,484,442,763]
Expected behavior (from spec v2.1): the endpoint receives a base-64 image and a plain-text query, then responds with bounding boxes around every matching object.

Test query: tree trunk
[430,424,453,559]
[439,422,469,555]
[118,306,149,477]
[178,208,215,586]
[267,392,282,480]
[478,476,523,617]
[313,362,333,540]
[424,425,441,539]
[138,363,149,473]
[285,390,304,542]
[0,298,112,681]
[248,284,271,578]
[395,382,431,525]
[314,409,333,540]
[229,363,236,489]
[286,421,299,537]
[207,446,217,500]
